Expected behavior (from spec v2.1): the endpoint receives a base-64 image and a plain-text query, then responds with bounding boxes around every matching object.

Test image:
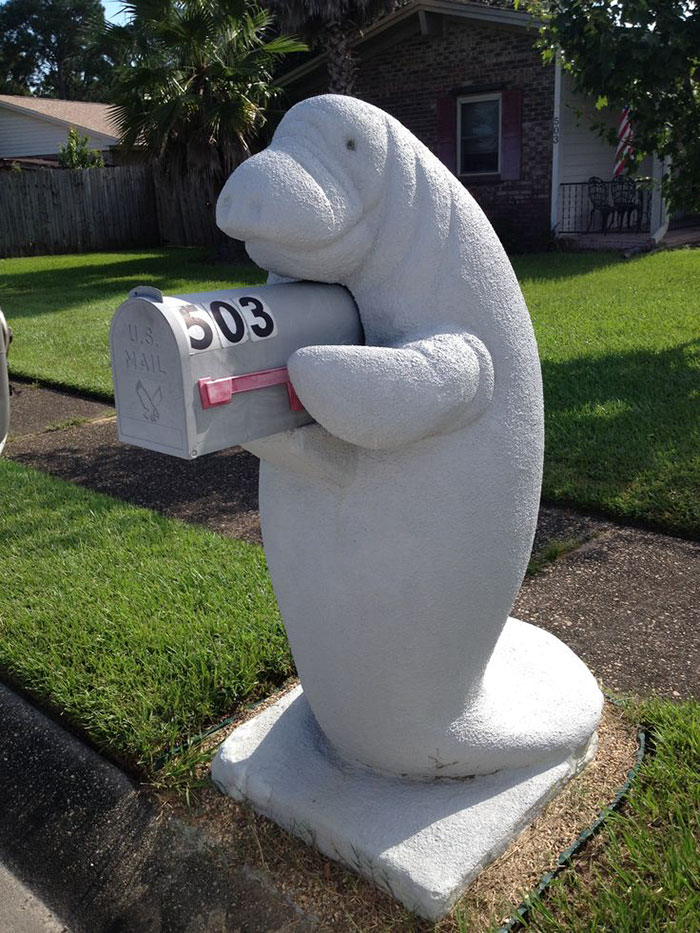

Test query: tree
[106,0,306,182]
[0,0,117,100]
[521,0,700,213]
[262,0,395,95]
[57,127,105,168]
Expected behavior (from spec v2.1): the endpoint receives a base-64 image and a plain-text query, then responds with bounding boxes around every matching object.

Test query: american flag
[614,106,634,176]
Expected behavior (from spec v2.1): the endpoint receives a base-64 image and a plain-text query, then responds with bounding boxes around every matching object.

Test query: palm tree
[106,0,306,181]
[262,0,395,95]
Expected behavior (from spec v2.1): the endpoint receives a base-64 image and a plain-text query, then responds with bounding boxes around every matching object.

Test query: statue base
[212,620,600,920]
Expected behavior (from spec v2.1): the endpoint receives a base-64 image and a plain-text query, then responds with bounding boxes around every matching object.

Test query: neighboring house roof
[279,0,532,86]
[0,95,119,144]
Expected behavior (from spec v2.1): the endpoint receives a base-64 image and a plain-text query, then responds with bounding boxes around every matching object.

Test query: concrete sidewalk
[0,861,68,933]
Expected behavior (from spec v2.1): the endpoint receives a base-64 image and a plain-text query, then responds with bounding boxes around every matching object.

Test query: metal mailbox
[110,282,362,459]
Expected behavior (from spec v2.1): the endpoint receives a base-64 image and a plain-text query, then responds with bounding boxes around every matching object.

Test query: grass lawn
[0,249,260,397]
[522,699,699,933]
[1,247,698,536]
[514,250,699,539]
[0,457,292,778]
[1,249,697,926]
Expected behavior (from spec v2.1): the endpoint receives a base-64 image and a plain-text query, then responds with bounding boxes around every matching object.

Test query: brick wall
[352,19,555,251]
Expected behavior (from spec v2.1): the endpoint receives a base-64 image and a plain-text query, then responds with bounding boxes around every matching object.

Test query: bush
[57,127,105,169]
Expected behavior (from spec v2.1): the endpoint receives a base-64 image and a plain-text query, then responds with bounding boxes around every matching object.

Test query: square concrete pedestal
[212,686,596,920]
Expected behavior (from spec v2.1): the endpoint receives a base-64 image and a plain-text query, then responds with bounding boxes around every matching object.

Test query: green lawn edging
[522,698,700,932]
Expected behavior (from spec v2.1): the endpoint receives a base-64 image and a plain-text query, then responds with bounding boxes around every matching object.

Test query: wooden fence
[0,164,222,258]
[152,166,222,249]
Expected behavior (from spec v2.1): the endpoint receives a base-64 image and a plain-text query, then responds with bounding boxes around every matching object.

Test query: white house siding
[556,73,652,232]
[0,107,113,158]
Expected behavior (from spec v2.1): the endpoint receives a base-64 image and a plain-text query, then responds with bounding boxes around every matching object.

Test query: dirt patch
[7,380,113,436]
[455,701,638,931]
[168,698,639,931]
[515,523,700,700]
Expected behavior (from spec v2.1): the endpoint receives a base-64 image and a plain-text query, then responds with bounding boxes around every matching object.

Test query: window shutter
[436,96,457,174]
[500,89,523,181]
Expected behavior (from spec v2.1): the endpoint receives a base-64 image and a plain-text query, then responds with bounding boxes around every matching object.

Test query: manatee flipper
[242,424,358,487]
[288,332,494,450]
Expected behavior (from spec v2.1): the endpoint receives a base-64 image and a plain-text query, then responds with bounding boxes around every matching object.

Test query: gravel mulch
[516,520,699,700]
[171,695,639,933]
[5,381,700,701]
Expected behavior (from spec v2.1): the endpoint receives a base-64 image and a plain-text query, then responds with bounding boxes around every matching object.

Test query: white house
[552,69,668,244]
[0,95,120,166]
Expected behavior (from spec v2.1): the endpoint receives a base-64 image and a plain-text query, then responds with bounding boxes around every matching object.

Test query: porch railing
[669,205,700,229]
[557,181,652,235]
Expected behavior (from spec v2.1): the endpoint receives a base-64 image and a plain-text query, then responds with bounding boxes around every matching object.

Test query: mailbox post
[110,282,361,458]
[0,309,11,455]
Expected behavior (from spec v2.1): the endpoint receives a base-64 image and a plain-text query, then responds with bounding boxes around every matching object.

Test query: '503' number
[179,296,277,351]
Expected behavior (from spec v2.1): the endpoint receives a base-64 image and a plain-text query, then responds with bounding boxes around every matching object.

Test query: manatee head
[216,95,393,282]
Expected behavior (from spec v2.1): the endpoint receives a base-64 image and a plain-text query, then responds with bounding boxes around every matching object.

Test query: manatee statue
[215,94,602,778]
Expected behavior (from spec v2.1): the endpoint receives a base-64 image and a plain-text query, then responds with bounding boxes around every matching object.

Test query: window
[458,94,501,175]
[436,89,522,180]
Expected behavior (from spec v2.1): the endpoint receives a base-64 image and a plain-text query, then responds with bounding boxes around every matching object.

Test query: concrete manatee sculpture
[216,94,602,778]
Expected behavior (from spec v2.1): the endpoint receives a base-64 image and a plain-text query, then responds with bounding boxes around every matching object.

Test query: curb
[0,682,318,932]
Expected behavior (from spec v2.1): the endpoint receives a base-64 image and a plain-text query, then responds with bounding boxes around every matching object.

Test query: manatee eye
[346,138,356,151]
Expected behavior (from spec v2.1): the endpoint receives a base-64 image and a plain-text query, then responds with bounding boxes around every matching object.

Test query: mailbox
[110,282,362,459]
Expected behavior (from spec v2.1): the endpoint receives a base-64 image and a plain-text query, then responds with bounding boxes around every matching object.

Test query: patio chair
[587,177,614,233]
[610,176,640,230]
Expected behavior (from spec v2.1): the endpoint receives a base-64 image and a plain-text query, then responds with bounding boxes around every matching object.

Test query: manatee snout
[217,146,361,248]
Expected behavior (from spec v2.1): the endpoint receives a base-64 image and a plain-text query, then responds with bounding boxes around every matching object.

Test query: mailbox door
[110,298,191,458]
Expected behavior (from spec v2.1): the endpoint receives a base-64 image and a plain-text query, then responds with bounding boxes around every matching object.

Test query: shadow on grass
[2,248,634,323]
[513,250,629,283]
[541,339,700,536]
[0,249,264,320]
[8,429,262,544]
[9,341,699,538]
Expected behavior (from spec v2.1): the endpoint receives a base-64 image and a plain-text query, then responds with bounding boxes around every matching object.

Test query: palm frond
[106,0,307,178]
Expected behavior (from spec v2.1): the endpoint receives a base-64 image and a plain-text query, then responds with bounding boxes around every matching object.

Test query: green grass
[0,248,261,397]
[516,250,699,537]
[1,247,698,534]
[0,458,292,777]
[526,535,591,576]
[524,698,700,933]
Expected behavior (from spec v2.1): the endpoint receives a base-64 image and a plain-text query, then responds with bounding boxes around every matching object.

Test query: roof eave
[0,98,119,145]
[278,0,535,87]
